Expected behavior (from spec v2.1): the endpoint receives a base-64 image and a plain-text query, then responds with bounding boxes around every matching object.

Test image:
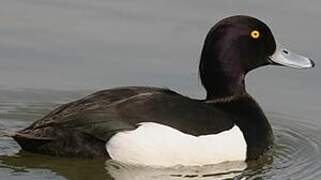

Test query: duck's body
[11,15,314,166]
[13,87,272,165]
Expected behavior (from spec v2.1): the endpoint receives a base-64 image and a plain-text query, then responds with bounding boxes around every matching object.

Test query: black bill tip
[309,59,315,68]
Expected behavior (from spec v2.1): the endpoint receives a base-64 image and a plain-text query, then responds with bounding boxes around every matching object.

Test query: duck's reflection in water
[105,160,247,180]
[1,151,277,180]
[0,151,111,180]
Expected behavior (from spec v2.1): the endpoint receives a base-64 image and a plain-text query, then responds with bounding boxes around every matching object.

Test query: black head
[199,15,313,99]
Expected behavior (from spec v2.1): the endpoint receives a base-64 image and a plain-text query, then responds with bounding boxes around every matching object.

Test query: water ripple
[241,113,321,179]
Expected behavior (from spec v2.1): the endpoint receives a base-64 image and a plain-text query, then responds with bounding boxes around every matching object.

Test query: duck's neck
[198,26,246,100]
[199,60,246,100]
[205,74,246,100]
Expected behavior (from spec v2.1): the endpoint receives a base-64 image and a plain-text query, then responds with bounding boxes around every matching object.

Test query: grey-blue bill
[268,44,315,69]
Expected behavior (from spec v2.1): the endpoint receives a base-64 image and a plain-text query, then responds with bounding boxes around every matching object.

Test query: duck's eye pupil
[250,30,260,39]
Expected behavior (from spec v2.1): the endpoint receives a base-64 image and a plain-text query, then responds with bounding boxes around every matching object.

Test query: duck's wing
[28,87,165,128]
[12,87,235,157]
[15,87,163,139]
[19,86,235,139]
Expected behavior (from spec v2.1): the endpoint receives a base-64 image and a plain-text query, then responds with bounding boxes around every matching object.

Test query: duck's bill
[268,45,315,69]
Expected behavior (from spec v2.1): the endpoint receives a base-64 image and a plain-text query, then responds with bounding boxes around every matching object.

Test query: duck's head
[199,15,315,100]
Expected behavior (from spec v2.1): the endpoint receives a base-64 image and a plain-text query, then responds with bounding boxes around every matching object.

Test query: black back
[21,87,235,138]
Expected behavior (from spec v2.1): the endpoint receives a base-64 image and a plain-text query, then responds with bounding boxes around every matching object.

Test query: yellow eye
[250,30,260,39]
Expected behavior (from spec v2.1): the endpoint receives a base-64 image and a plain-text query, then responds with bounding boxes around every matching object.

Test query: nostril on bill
[282,49,289,54]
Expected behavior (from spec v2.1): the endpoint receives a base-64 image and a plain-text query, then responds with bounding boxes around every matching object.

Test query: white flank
[106,122,246,167]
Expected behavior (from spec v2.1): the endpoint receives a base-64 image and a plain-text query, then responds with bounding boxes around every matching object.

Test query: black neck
[199,26,246,100]
[212,94,273,160]
[205,74,246,100]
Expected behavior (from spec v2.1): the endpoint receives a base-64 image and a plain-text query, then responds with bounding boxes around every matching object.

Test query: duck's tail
[5,128,109,159]
[4,131,55,153]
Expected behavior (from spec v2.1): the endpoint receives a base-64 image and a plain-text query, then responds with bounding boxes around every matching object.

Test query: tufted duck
[10,15,314,166]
